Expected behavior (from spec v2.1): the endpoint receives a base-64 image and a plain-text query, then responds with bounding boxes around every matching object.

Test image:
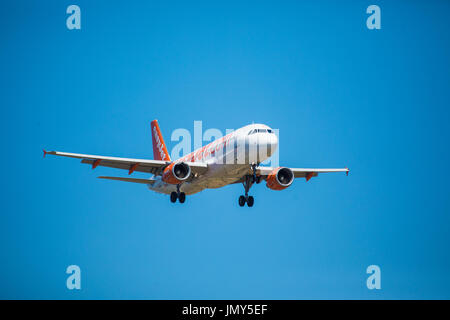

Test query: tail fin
[150,119,171,161]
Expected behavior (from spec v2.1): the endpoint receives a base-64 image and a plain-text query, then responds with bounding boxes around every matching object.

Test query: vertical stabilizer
[150,120,171,161]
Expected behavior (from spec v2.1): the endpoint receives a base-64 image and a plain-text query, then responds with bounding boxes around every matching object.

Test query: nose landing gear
[251,162,258,183]
[170,184,186,204]
[238,174,255,207]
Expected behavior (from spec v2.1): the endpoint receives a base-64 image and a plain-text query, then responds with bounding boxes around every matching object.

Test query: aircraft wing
[256,166,349,180]
[43,150,208,176]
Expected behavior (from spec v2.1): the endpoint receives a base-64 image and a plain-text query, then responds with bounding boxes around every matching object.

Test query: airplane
[43,120,349,207]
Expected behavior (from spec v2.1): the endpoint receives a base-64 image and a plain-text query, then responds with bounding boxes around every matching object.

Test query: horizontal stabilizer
[98,176,156,184]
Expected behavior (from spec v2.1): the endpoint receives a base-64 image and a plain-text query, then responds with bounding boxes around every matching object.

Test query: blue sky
[1,0,450,299]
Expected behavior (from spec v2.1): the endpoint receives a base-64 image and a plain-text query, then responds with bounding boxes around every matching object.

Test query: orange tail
[151,120,171,161]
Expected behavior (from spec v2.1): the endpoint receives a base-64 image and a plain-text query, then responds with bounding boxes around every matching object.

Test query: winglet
[346,167,349,176]
[43,149,47,158]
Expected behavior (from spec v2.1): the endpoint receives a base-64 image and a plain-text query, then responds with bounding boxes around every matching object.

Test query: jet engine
[266,167,294,190]
[162,162,191,184]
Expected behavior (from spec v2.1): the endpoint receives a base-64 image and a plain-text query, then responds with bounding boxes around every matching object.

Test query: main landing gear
[239,194,254,207]
[238,163,259,207]
[170,184,186,204]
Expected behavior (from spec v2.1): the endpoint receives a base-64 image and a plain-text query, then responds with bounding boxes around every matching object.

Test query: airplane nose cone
[267,133,278,156]
[263,133,278,157]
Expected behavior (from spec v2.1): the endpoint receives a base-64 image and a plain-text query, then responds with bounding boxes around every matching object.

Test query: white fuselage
[148,124,278,195]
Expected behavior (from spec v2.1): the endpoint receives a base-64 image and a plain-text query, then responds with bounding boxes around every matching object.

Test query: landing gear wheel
[170,192,178,203]
[178,192,186,203]
[247,196,254,207]
[238,195,246,207]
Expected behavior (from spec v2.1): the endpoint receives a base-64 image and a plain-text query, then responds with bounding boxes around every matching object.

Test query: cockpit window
[248,128,273,135]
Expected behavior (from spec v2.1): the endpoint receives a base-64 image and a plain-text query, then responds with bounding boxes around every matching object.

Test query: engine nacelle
[266,167,294,190]
[162,162,191,185]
